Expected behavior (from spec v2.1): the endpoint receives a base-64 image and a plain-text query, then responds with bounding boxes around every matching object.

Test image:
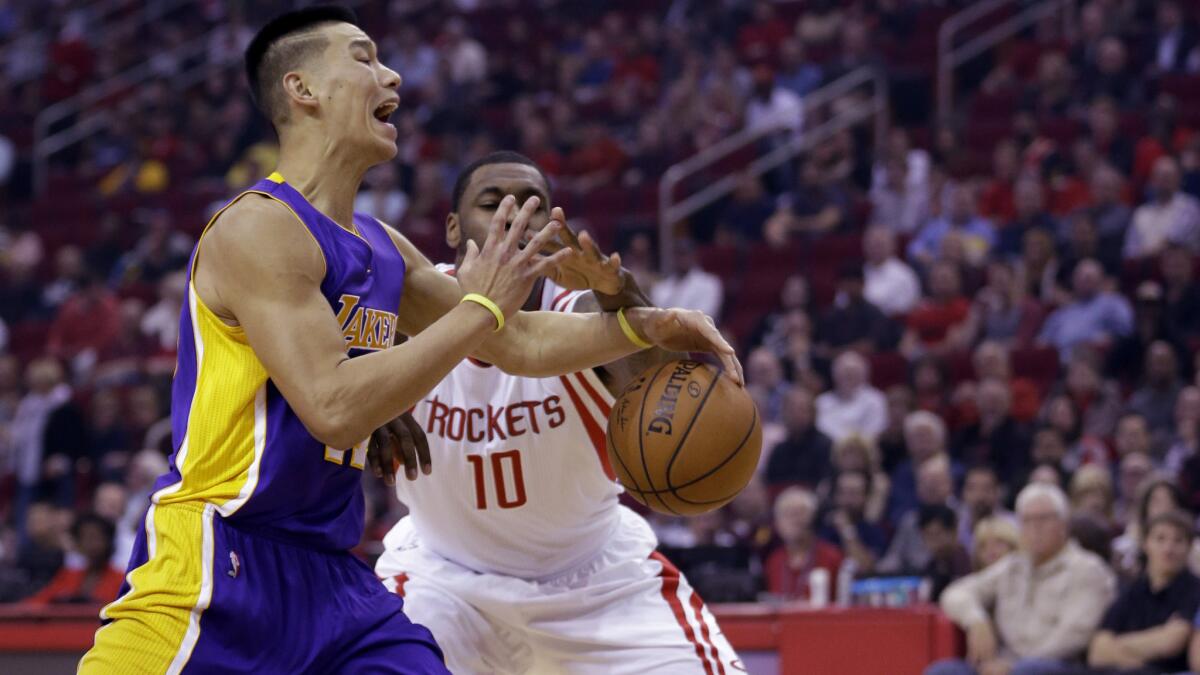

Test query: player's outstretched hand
[623,307,745,386]
[457,195,575,319]
[368,412,431,485]
[540,206,624,295]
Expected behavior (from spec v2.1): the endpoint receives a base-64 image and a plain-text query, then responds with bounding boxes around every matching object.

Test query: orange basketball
[606,359,762,516]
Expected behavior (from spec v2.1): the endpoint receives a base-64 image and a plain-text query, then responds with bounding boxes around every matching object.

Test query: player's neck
[275,140,369,231]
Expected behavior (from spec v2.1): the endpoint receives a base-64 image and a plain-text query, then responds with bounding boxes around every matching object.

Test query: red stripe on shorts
[651,552,715,675]
[391,573,409,597]
[559,376,617,481]
[689,587,726,675]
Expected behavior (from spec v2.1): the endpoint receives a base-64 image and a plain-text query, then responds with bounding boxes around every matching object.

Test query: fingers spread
[516,221,562,264]
[484,195,516,253]
[503,195,540,253]
[577,230,606,262]
[529,247,576,278]
[554,207,584,251]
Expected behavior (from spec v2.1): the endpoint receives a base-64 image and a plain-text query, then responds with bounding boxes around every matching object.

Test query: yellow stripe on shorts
[79,504,216,675]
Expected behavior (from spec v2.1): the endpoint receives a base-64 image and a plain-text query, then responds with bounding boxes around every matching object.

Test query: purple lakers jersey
[153,172,405,550]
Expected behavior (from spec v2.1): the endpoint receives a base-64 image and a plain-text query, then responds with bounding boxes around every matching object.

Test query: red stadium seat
[869,352,909,390]
[1159,74,1200,105]
[697,244,742,280]
[1009,346,1059,389]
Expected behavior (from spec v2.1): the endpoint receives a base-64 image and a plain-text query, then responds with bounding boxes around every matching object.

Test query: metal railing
[32,29,214,193]
[4,0,197,87]
[936,0,1076,122]
[657,66,888,274]
[32,0,367,194]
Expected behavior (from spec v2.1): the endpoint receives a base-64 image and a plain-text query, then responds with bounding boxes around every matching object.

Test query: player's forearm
[476,309,641,378]
[313,302,496,448]
[589,270,684,390]
[592,268,652,312]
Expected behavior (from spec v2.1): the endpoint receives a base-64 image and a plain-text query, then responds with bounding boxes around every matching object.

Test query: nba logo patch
[228,551,241,578]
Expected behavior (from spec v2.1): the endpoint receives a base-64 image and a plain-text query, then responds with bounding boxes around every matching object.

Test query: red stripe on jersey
[550,289,573,312]
[391,573,409,597]
[572,371,612,418]
[559,375,617,481]
[688,587,726,675]
[651,552,715,675]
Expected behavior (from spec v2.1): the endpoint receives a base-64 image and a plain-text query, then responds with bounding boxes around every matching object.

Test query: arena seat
[1009,346,1059,390]
[869,351,909,390]
[698,243,742,280]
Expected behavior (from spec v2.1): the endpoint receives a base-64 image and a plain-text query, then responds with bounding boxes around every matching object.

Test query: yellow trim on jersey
[268,170,368,242]
[155,183,321,516]
[80,504,216,674]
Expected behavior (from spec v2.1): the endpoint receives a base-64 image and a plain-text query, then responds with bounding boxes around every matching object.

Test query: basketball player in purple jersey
[80,6,740,674]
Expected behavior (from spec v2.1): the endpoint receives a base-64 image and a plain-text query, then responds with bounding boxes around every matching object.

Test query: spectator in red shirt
[902,261,972,357]
[737,1,790,63]
[23,513,124,606]
[764,486,843,602]
[46,273,121,368]
[1087,96,1134,175]
[978,139,1019,223]
[611,34,660,91]
[566,121,627,193]
[957,341,1042,424]
[1133,94,1194,189]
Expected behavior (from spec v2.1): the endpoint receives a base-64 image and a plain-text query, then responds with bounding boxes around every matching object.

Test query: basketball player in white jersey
[374,152,743,674]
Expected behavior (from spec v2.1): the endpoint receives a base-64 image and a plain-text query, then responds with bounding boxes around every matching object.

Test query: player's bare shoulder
[194,193,326,323]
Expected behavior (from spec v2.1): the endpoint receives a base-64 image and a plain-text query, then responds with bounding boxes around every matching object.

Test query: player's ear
[445,212,461,249]
[282,71,318,112]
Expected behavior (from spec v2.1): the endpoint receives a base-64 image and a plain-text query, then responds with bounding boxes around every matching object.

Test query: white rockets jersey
[391,266,622,579]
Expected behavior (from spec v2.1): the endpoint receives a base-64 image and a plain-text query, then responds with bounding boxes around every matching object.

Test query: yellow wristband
[617,307,653,350]
[461,293,504,332]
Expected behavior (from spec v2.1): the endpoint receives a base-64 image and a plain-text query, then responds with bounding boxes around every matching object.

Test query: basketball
[606,359,762,516]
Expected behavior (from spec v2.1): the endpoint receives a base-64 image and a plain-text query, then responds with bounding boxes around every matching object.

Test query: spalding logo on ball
[606,359,762,516]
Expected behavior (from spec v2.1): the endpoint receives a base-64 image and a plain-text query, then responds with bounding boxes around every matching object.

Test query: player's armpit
[384,226,464,337]
[194,196,353,445]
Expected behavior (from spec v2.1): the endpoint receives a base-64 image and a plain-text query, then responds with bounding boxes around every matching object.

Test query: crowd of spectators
[4,0,1200,670]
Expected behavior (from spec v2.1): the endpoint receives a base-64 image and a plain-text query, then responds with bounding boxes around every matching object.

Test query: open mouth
[373,100,398,123]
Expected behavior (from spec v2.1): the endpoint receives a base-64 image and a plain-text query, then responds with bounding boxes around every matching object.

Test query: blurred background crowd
[5,0,1200,666]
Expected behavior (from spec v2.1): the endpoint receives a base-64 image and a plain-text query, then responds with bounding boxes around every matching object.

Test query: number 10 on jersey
[467,450,527,509]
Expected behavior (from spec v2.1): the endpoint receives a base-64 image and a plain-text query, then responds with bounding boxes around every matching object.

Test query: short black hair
[72,512,116,545]
[451,151,549,213]
[244,5,358,124]
[1145,510,1194,542]
[964,464,999,483]
[918,503,957,531]
[1138,479,1185,531]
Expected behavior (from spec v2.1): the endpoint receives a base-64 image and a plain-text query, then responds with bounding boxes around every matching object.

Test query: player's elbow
[300,387,367,450]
